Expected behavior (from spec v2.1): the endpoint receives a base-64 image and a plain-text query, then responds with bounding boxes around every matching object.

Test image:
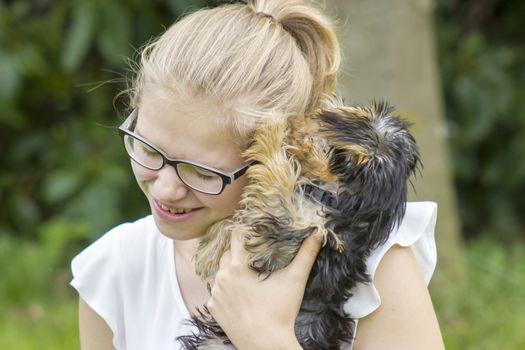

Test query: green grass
[0,298,78,349]
[435,238,525,349]
[0,237,524,349]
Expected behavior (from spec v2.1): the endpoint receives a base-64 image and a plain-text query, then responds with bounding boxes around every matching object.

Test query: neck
[172,237,210,314]
[173,238,200,264]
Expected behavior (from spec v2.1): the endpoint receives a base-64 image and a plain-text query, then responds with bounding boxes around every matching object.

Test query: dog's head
[313,101,421,249]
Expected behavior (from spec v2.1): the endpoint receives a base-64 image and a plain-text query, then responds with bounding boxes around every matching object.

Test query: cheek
[131,161,156,184]
[196,177,247,215]
[218,176,249,212]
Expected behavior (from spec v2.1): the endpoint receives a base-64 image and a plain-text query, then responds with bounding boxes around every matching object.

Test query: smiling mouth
[155,200,201,214]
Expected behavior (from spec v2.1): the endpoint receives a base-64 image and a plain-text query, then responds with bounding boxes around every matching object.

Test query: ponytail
[249,0,341,111]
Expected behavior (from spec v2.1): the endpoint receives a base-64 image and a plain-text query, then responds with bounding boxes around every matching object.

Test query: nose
[152,164,190,201]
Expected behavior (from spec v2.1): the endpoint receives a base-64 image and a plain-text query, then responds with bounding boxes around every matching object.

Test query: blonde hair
[131,0,340,142]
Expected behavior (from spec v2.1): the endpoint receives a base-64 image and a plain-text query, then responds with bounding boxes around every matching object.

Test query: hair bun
[250,0,341,111]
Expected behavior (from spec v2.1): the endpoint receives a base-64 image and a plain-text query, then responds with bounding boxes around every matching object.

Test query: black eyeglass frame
[118,109,252,195]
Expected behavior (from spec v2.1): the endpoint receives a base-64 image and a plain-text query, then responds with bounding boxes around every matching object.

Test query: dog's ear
[317,101,421,246]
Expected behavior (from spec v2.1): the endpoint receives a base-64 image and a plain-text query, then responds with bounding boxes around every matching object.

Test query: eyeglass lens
[123,134,224,194]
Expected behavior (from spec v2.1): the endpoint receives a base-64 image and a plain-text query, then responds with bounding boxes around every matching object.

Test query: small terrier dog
[177,101,420,349]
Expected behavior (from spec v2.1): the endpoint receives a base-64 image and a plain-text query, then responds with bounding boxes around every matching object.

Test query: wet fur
[178,101,420,349]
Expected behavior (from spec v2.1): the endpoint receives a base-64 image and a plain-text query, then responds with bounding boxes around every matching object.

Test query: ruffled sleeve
[344,201,438,319]
[70,225,127,349]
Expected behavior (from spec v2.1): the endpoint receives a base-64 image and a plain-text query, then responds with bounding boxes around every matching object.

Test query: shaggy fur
[177,101,420,349]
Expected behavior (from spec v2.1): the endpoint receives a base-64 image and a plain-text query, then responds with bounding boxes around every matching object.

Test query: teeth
[159,202,193,214]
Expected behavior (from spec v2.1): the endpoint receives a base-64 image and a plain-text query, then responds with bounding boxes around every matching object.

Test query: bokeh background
[1,0,524,348]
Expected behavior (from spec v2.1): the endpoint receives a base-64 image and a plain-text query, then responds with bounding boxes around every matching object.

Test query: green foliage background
[0,0,524,348]
[436,0,525,241]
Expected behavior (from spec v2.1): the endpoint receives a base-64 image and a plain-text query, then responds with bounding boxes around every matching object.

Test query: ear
[317,101,421,246]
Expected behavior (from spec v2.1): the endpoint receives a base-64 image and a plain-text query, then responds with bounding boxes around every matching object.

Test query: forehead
[136,89,243,169]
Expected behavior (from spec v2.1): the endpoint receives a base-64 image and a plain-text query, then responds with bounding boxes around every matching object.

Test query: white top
[70,201,437,350]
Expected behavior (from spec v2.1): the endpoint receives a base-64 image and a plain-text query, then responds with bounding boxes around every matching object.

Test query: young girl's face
[132,89,249,241]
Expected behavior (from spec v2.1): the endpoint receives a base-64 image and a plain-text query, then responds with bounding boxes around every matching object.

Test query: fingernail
[311,229,323,242]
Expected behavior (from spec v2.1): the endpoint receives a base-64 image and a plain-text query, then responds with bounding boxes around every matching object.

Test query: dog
[177,100,421,349]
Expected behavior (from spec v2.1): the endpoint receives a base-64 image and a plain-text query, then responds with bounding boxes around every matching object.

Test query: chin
[152,216,202,241]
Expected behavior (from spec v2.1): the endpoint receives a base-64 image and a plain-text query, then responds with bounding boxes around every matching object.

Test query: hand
[207,230,322,350]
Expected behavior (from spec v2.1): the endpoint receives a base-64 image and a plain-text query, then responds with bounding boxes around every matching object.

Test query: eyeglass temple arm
[120,109,138,130]
[232,161,259,180]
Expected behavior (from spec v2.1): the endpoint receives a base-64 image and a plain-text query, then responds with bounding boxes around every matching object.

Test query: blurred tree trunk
[327,0,465,292]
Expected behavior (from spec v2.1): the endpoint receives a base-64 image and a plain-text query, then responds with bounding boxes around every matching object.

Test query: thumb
[289,230,323,276]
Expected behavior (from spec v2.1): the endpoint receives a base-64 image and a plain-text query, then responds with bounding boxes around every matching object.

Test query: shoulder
[70,215,162,349]
[352,244,445,349]
[71,214,165,290]
[345,202,444,349]
[71,215,156,270]
[345,201,438,318]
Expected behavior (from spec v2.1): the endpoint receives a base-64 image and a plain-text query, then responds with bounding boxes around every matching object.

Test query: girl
[71,0,445,349]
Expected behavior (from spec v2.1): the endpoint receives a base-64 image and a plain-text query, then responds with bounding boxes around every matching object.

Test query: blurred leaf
[39,217,89,251]
[63,181,120,237]
[61,1,96,72]
[96,2,132,65]
[7,132,49,163]
[9,194,41,231]
[41,170,83,204]
[0,52,22,101]
[101,164,129,186]
[10,0,30,20]
[17,44,48,77]
[167,0,208,17]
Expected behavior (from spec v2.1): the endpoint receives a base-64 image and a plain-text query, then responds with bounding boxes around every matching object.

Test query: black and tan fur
[178,101,421,349]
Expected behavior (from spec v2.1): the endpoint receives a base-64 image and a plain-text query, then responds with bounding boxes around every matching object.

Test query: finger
[289,230,323,277]
[229,230,248,264]
[206,249,231,289]
[218,249,232,271]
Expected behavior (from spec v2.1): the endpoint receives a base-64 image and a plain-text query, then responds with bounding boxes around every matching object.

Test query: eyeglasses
[118,109,252,195]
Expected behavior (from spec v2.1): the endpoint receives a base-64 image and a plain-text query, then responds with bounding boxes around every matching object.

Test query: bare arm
[353,245,445,350]
[78,297,116,350]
